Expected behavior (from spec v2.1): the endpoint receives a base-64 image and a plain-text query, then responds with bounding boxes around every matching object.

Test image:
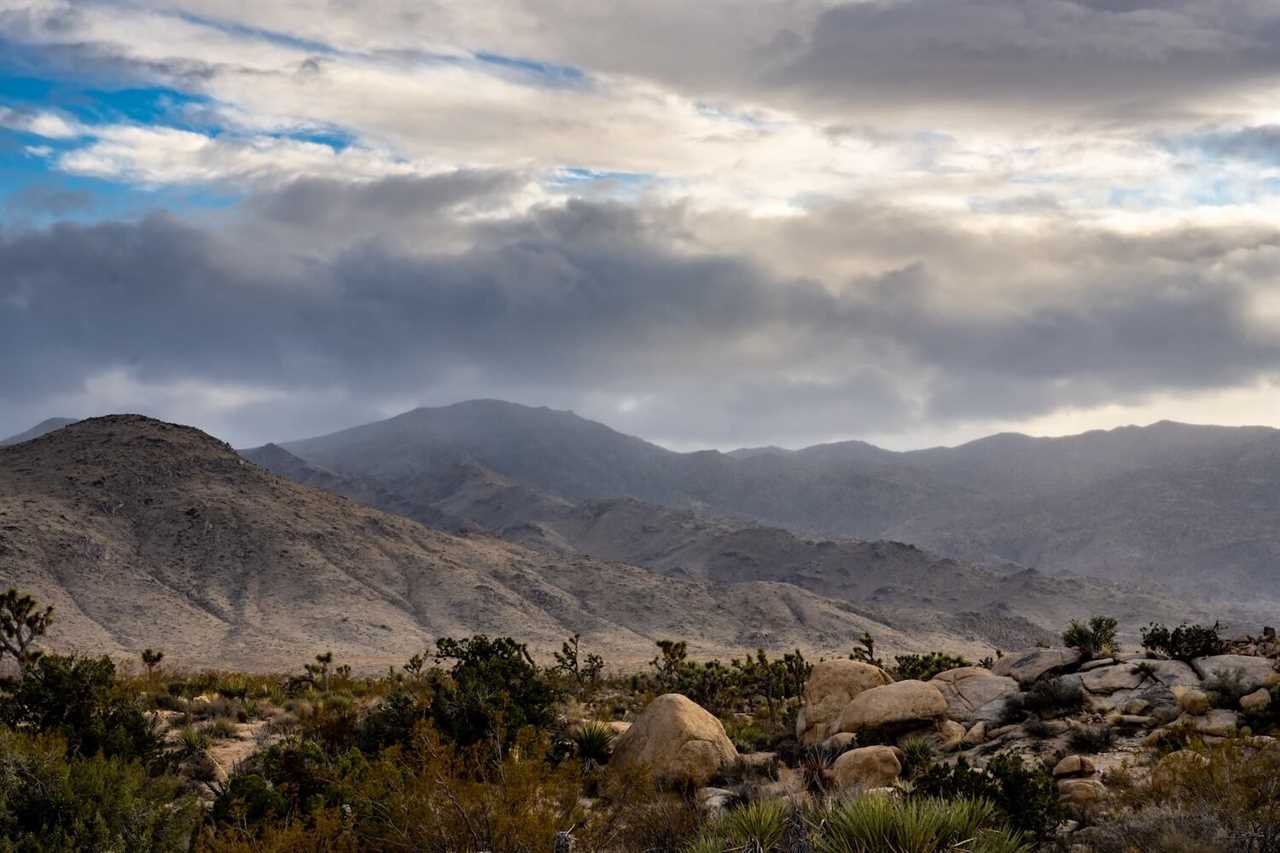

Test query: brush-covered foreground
[1,590,1278,852]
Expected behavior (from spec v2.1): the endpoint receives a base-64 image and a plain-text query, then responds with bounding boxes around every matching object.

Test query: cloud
[3,177,1280,447]
[5,183,95,214]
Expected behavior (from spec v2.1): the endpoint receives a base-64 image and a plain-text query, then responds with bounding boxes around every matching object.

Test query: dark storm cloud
[3,174,1280,445]
[766,0,1280,121]
[5,184,95,215]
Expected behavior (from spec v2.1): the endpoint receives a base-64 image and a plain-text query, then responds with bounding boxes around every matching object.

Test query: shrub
[1062,616,1118,659]
[1020,676,1084,718]
[358,688,430,753]
[569,721,616,766]
[0,727,199,851]
[894,652,972,682]
[1068,725,1116,754]
[0,653,164,766]
[429,635,561,750]
[1203,667,1252,708]
[552,633,606,693]
[1140,622,1226,662]
[915,753,1061,839]
[702,799,790,852]
[899,735,935,780]
[205,717,240,740]
[816,796,1029,853]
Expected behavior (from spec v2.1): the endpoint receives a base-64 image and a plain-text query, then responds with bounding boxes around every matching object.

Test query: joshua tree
[306,651,334,691]
[0,587,53,675]
[141,648,165,678]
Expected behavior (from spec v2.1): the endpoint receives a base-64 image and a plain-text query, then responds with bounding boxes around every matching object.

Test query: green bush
[0,654,163,766]
[1068,725,1116,754]
[893,652,972,682]
[1062,616,1118,659]
[914,753,1061,839]
[429,635,561,750]
[0,728,199,852]
[1140,622,1226,662]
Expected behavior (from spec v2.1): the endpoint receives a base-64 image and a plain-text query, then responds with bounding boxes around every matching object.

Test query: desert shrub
[1108,739,1280,852]
[724,716,769,753]
[729,648,813,730]
[0,654,164,766]
[1019,676,1084,718]
[1062,616,1118,659]
[569,721,616,767]
[1068,724,1116,754]
[915,753,1061,839]
[1140,621,1226,662]
[893,652,972,682]
[0,727,199,852]
[648,641,738,717]
[816,796,1029,853]
[899,735,936,780]
[204,717,240,740]
[429,635,561,750]
[358,688,430,754]
[551,633,606,694]
[693,799,790,852]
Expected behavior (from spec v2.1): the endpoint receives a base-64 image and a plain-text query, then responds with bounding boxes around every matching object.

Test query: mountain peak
[0,416,78,447]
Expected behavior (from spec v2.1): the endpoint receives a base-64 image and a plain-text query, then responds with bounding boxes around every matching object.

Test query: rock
[1132,659,1200,688]
[1152,749,1209,787]
[606,721,632,736]
[1192,656,1280,693]
[1241,688,1272,714]
[1053,755,1097,778]
[1078,658,1116,672]
[1173,686,1212,717]
[962,722,987,746]
[1189,709,1239,738]
[904,719,965,753]
[696,787,736,815]
[1110,714,1156,728]
[992,648,1082,687]
[796,659,893,744]
[609,694,738,787]
[820,732,857,754]
[836,680,948,734]
[831,745,903,791]
[930,667,1020,724]
[1057,778,1107,806]
[1081,664,1145,694]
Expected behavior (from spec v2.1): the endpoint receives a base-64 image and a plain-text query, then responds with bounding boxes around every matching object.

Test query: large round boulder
[1191,655,1280,694]
[836,679,947,734]
[831,745,902,791]
[609,694,738,787]
[796,659,893,744]
[930,666,1020,724]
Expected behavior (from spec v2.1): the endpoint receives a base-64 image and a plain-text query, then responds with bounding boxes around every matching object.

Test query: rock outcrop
[930,666,1019,724]
[796,659,893,744]
[609,694,738,787]
[836,680,947,734]
[831,745,903,791]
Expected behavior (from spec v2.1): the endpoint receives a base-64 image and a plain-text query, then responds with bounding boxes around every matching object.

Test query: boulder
[962,722,987,746]
[606,721,632,736]
[609,694,738,787]
[1188,709,1239,738]
[1192,656,1280,693]
[1173,686,1212,717]
[1057,778,1107,806]
[930,667,1020,724]
[1152,749,1209,787]
[796,659,893,744]
[1241,688,1272,714]
[1081,664,1144,694]
[1053,755,1097,778]
[992,648,1083,687]
[902,719,965,753]
[831,745,903,791]
[696,787,736,815]
[1132,659,1200,688]
[820,732,857,754]
[1078,658,1116,672]
[836,680,948,734]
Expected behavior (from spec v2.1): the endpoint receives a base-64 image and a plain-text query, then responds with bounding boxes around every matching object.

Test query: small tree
[0,588,54,675]
[1062,616,1118,659]
[140,648,164,679]
[305,652,334,692]
[552,633,605,692]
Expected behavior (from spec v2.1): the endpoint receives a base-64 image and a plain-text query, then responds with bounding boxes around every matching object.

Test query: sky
[5,1,1280,450]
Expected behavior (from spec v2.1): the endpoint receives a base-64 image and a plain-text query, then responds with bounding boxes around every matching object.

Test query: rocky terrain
[257,401,1280,601]
[0,415,1010,669]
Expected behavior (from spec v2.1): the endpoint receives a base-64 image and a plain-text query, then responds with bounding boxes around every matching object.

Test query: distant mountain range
[251,400,1280,602]
[0,417,77,446]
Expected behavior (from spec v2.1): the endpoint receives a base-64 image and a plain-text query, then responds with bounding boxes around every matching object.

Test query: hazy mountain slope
[277,403,1280,598]
[0,415,972,670]
[0,417,77,446]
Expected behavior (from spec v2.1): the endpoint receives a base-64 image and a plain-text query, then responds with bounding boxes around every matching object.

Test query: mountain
[0,415,991,670]
[273,402,1280,600]
[0,417,77,446]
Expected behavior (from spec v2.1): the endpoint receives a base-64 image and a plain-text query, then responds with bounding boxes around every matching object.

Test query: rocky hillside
[0,416,77,446]
[0,416,990,669]
[269,402,1280,600]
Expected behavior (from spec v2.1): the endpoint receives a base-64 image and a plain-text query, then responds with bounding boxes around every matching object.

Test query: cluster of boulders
[606,641,1279,817]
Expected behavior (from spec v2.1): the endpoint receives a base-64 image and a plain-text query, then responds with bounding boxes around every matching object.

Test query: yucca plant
[570,721,616,765]
[816,796,1027,853]
[899,735,935,779]
[689,799,792,853]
